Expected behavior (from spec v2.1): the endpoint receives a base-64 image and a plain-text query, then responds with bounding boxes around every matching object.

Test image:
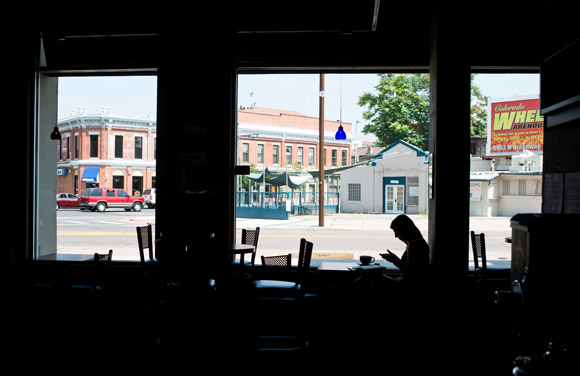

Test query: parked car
[56,193,80,209]
[79,188,145,212]
[143,188,156,208]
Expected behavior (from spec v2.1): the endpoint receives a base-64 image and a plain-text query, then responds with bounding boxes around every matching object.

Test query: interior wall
[35,74,58,258]
[428,3,471,279]
[155,26,237,273]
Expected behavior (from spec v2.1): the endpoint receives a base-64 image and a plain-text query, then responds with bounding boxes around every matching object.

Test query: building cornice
[58,113,156,130]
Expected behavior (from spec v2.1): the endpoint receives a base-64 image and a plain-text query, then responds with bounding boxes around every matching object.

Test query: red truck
[80,188,145,212]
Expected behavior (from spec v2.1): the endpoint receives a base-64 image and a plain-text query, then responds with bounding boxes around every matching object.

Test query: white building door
[385,185,405,214]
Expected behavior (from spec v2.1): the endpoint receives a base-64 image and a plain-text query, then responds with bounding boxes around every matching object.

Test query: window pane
[258,144,264,163]
[50,75,157,262]
[90,135,99,158]
[286,145,292,165]
[135,136,143,159]
[115,135,123,158]
[273,145,279,164]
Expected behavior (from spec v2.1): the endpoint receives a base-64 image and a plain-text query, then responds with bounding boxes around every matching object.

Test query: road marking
[58,231,136,236]
[241,234,395,239]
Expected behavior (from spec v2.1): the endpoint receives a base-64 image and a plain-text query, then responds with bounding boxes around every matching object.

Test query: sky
[58,73,539,141]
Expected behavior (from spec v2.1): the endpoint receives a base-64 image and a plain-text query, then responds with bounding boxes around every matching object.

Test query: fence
[236,191,340,215]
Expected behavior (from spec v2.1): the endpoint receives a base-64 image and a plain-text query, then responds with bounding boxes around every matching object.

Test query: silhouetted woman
[380,214,431,286]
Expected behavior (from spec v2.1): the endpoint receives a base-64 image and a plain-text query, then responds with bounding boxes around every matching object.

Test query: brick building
[237,107,352,173]
[56,108,156,196]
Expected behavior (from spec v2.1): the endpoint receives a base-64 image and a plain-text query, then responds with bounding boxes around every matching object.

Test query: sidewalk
[237,212,512,233]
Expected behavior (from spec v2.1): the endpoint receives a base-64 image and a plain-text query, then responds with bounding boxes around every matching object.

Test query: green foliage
[470,75,489,136]
[358,74,430,149]
[358,73,489,150]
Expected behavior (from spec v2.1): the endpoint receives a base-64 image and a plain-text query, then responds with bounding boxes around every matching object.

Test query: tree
[358,74,489,150]
[470,74,489,136]
[358,74,430,150]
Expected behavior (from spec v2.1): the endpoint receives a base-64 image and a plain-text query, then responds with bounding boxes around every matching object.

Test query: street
[56,209,513,267]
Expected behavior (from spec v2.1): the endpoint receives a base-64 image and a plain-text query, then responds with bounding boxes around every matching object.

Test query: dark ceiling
[28,0,563,73]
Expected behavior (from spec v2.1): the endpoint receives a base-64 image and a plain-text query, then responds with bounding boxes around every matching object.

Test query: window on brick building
[273,144,279,164]
[258,144,264,164]
[90,135,99,158]
[242,142,249,163]
[115,135,123,158]
[135,136,143,159]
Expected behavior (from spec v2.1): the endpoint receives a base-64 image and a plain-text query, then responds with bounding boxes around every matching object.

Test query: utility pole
[319,74,325,227]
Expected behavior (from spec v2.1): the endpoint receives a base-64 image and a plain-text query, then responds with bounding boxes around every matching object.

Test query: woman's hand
[380,250,400,265]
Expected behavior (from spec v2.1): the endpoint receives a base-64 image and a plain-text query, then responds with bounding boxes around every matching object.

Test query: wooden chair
[471,231,487,281]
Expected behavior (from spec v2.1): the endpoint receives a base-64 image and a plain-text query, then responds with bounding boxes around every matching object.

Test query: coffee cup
[359,255,375,265]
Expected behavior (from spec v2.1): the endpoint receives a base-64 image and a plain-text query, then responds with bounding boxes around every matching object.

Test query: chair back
[241,227,260,266]
[297,238,313,274]
[92,250,113,290]
[137,224,154,263]
[261,254,292,274]
[94,249,113,264]
[470,231,487,278]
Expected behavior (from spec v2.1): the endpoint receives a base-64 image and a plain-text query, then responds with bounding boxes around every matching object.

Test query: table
[317,261,385,272]
[225,243,255,270]
[318,261,387,285]
[37,253,95,262]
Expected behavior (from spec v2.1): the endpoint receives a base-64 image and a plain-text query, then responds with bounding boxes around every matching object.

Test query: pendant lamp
[335,73,346,140]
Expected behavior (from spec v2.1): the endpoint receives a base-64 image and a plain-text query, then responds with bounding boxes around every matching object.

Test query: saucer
[357,262,377,266]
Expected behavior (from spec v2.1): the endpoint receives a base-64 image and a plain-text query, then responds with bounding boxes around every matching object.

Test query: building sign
[487,96,543,156]
[470,182,481,201]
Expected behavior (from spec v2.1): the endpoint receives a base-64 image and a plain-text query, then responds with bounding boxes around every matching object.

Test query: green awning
[247,168,313,189]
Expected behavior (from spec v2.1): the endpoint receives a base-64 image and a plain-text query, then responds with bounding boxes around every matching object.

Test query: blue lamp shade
[335,124,346,140]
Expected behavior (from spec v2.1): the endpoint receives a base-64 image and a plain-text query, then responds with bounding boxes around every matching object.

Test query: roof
[470,171,542,182]
[376,140,429,158]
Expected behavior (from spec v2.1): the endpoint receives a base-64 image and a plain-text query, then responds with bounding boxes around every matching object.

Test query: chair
[231,227,260,270]
[70,250,113,293]
[252,238,313,298]
[90,250,113,291]
[137,224,155,264]
[470,231,487,281]
[261,253,291,273]
[252,239,314,352]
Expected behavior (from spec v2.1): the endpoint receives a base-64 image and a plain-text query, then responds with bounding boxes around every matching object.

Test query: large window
[235,72,539,270]
[35,75,157,261]
[469,73,540,269]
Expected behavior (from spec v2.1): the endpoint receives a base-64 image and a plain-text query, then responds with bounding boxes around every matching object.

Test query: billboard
[486,96,543,156]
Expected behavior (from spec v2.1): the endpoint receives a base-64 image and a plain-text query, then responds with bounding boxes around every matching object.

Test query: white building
[339,139,543,217]
[470,150,542,217]
[339,140,429,214]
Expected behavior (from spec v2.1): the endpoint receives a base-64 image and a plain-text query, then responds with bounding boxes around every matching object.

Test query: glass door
[385,185,405,214]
